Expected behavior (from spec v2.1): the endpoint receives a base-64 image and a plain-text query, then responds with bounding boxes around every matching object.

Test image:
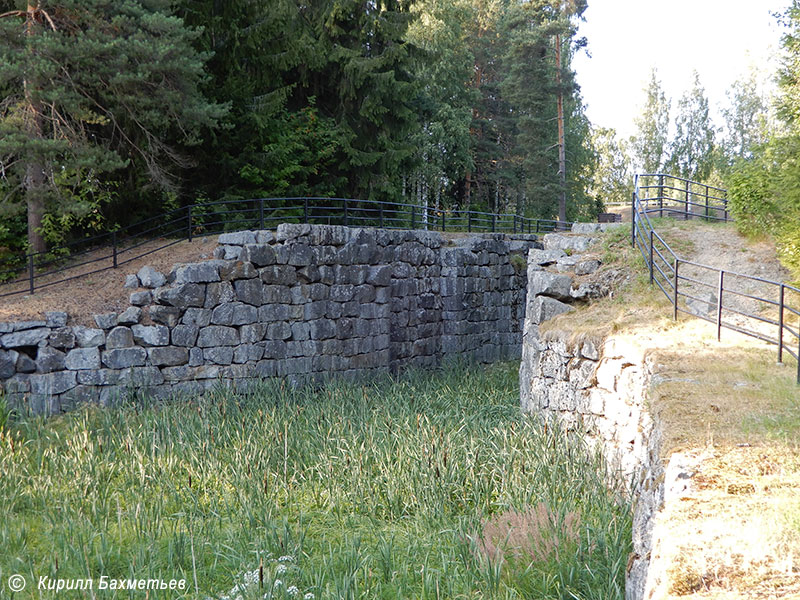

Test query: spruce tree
[632,69,671,174]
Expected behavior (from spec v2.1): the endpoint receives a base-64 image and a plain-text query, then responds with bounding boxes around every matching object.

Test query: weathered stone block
[155,283,205,309]
[65,347,101,370]
[171,324,199,347]
[204,346,234,365]
[45,311,68,328]
[106,326,134,349]
[181,307,211,327]
[204,281,235,308]
[171,262,220,284]
[131,324,170,347]
[147,346,189,367]
[233,344,263,363]
[73,326,105,348]
[138,266,167,288]
[234,278,263,305]
[263,285,292,304]
[130,290,153,306]
[260,265,297,286]
[30,371,77,395]
[211,302,258,326]
[2,327,51,348]
[102,348,147,369]
[197,325,239,347]
[117,306,142,325]
[241,244,277,267]
[266,322,292,340]
[124,274,140,289]
[575,259,601,276]
[0,349,17,379]
[48,327,76,349]
[149,305,182,328]
[218,231,257,245]
[528,271,573,301]
[240,323,267,344]
[219,261,258,281]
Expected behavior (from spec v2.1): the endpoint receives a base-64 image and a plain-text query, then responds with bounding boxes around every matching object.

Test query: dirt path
[657,222,796,336]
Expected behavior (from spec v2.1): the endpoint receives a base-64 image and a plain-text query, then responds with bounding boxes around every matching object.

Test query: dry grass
[654,446,800,599]
[475,503,582,565]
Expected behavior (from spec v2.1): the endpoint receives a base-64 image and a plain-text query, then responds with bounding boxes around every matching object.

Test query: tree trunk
[555,32,567,229]
[24,2,47,254]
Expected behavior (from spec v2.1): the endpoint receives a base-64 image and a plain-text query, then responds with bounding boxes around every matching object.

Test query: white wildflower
[304,593,315,600]
[278,555,295,563]
[276,564,287,575]
[287,586,299,596]
[273,579,283,588]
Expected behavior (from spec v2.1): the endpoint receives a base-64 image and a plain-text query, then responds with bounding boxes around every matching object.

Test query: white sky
[573,0,789,139]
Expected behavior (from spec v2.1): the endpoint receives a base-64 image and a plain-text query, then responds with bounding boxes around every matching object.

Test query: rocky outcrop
[1,225,541,416]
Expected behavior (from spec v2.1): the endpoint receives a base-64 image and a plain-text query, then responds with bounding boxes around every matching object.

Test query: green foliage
[0,0,226,251]
[667,71,715,182]
[591,127,633,207]
[632,69,670,174]
[727,153,776,236]
[0,364,631,599]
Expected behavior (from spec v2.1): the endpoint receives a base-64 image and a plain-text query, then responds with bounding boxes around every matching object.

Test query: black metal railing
[632,173,800,383]
[0,197,574,299]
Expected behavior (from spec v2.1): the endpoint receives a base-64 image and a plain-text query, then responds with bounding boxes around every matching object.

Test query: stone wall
[0,224,540,415]
[518,223,664,600]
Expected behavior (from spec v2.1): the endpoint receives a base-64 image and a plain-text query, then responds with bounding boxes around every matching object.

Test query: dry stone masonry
[518,222,664,600]
[0,224,540,415]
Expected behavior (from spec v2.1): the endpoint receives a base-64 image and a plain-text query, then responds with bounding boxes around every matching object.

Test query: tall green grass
[0,363,630,599]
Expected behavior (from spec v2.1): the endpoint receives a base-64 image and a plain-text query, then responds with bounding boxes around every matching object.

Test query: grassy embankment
[0,363,630,599]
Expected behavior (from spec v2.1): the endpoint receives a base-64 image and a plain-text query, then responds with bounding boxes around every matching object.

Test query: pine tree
[0,0,225,252]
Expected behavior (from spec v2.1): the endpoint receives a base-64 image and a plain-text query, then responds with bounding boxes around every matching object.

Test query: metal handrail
[632,173,800,383]
[0,196,578,298]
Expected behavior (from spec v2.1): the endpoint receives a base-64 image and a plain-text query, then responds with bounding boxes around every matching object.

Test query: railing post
[378,204,384,228]
[513,215,517,234]
[536,221,540,234]
[716,271,724,341]
[411,206,416,230]
[684,179,690,220]
[704,185,710,222]
[343,199,348,227]
[187,205,193,242]
[28,253,34,295]
[491,214,496,233]
[441,211,445,232]
[259,198,265,229]
[723,191,729,221]
[649,230,654,284]
[303,198,308,224]
[673,259,679,320]
[468,212,472,233]
[658,174,664,218]
[779,284,785,363]
[797,334,800,385]
[631,191,636,248]
[112,231,118,268]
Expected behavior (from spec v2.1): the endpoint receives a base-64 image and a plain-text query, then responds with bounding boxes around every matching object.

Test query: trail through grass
[0,363,630,599]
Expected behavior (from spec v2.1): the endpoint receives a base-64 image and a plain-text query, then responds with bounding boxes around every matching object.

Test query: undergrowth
[0,363,631,599]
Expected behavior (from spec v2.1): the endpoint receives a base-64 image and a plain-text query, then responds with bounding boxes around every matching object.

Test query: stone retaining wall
[518,223,663,600]
[0,224,540,415]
